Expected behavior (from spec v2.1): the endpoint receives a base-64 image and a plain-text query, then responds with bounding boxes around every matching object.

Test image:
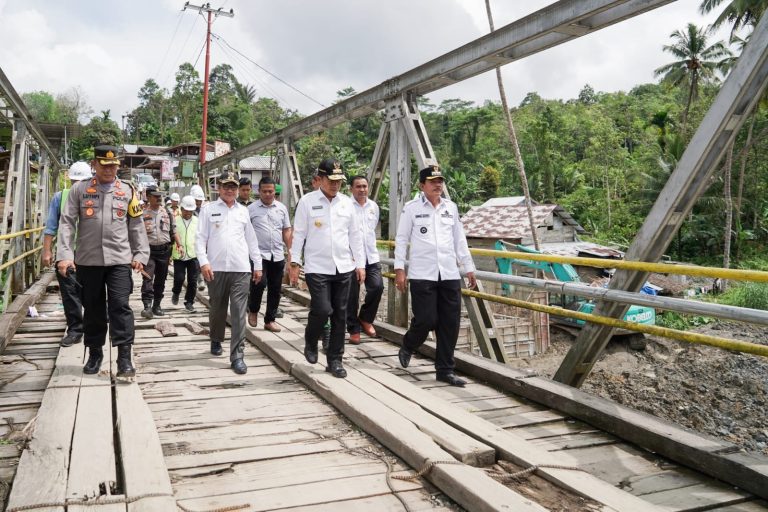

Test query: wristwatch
[290,262,301,268]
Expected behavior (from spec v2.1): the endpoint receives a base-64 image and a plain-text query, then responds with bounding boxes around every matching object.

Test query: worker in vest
[140,185,179,319]
[56,144,150,378]
[42,161,92,347]
[169,192,181,219]
[171,195,200,312]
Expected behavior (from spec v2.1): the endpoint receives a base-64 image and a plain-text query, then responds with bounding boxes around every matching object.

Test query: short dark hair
[259,176,276,188]
[238,177,251,186]
[349,175,368,187]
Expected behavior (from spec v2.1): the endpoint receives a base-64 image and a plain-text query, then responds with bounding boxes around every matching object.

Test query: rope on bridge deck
[6,492,251,512]
[389,458,466,481]
[486,463,587,481]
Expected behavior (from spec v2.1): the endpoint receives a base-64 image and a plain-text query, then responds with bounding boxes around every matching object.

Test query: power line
[212,36,296,109]
[152,11,185,83]
[215,34,326,109]
[161,13,205,90]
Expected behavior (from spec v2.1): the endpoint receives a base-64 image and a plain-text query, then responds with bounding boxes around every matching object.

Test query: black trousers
[76,264,135,348]
[248,258,285,324]
[305,271,353,363]
[172,258,200,305]
[346,261,384,333]
[141,245,170,302]
[402,278,462,375]
[55,265,83,338]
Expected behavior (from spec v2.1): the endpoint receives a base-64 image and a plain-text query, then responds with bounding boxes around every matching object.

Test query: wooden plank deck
[0,277,765,511]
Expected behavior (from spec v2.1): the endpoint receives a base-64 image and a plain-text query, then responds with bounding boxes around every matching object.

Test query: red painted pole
[200,9,212,167]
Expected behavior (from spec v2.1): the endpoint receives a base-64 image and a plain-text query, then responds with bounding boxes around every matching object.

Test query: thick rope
[390,459,465,481]
[6,492,250,512]
[487,463,586,481]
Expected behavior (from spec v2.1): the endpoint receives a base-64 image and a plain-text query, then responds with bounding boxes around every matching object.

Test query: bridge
[1,0,768,510]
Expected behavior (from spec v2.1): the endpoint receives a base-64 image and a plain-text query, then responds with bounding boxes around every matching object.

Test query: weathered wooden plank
[176,473,425,512]
[373,319,768,502]
[360,366,661,512]
[114,382,175,512]
[345,367,495,467]
[275,489,454,512]
[165,438,343,470]
[170,452,408,499]
[5,345,82,512]
[0,272,57,353]
[643,483,752,511]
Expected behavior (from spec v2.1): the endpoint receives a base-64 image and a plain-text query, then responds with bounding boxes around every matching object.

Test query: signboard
[181,160,196,178]
[214,140,231,158]
[160,160,174,181]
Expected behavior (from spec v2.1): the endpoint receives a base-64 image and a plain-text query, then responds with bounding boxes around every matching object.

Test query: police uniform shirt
[247,199,291,261]
[56,178,149,266]
[290,190,364,274]
[354,198,380,265]
[144,207,172,245]
[394,194,475,281]
[196,198,262,272]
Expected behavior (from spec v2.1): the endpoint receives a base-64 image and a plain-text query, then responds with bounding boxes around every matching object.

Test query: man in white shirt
[289,159,365,378]
[247,177,292,332]
[346,175,384,344]
[394,165,476,387]
[196,171,263,375]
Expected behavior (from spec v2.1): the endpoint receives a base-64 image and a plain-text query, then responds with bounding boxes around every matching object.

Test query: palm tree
[234,83,256,104]
[699,0,767,36]
[654,23,732,132]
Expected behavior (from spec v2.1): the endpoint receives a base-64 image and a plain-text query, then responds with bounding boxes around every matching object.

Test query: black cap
[316,159,346,181]
[145,186,162,197]
[94,145,120,165]
[238,177,251,186]
[419,165,443,183]
[217,170,239,185]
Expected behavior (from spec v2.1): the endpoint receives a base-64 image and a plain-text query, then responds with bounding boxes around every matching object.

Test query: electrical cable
[215,34,326,108]
[152,11,185,83]
[161,13,204,90]
[212,36,295,108]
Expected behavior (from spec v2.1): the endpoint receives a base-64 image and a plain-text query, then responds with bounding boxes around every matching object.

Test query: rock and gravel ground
[515,322,768,455]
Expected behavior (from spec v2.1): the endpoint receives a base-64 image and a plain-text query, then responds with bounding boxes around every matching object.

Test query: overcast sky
[0,0,731,125]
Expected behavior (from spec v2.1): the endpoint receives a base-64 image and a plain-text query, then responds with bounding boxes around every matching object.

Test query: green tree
[654,23,732,132]
[478,165,501,200]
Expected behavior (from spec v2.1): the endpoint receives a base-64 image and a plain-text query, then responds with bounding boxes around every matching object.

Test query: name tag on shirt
[310,206,325,218]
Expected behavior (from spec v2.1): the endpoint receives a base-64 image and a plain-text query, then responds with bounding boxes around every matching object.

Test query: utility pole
[182,2,234,174]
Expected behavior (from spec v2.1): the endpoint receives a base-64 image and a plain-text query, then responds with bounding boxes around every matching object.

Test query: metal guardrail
[377,241,768,283]
[0,227,45,242]
[0,247,42,273]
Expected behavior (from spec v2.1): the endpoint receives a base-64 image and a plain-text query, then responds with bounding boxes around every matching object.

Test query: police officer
[140,186,179,319]
[42,161,92,347]
[247,177,292,332]
[394,165,476,387]
[57,144,149,377]
[346,175,384,344]
[196,171,263,375]
[289,159,365,379]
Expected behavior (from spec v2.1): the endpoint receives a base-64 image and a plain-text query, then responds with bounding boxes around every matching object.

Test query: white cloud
[0,0,735,125]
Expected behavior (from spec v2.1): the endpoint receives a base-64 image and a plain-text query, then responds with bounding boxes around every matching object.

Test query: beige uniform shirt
[144,207,172,245]
[56,178,150,266]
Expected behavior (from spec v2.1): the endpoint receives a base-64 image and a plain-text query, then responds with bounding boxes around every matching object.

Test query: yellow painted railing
[0,227,45,241]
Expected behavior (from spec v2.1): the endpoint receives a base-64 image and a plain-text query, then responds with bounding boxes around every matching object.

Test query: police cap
[94,145,121,165]
[145,186,163,197]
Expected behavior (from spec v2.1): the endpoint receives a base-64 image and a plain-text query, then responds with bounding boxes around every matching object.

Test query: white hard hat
[190,185,205,201]
[170,192,181,202]
[180,195,197,211]
[68,161,92,181]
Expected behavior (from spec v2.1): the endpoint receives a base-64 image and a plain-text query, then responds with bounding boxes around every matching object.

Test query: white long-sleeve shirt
[290,190,365,274]
[394,194,475,281]
[196,198,262,272]
[353,197,380,265]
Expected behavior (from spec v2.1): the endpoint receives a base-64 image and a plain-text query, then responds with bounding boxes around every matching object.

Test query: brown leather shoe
[359,319,377,337]
[248,312,258,327]
[264,322,282,333]
[349,332,361,344]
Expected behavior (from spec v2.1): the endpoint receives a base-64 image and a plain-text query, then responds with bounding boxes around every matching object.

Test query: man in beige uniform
[140,186,179,319]
[57,145,149,377]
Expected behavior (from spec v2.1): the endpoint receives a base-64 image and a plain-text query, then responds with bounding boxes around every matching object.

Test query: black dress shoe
[231,358,247,375]
[326,360,347,378]
[436,373,466,387]
[83,348,103,374]
[398,347,412,368]
[210,341,223,356]
[304,343,318,364]
[60,333,83,347]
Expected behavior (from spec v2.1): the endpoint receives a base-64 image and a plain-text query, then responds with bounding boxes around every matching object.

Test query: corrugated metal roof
[239,155,273,170]
[461,204,585,239]
[481,196,537,207]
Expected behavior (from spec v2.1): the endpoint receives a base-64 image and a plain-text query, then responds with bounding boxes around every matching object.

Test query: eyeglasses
[220,183,238,190]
